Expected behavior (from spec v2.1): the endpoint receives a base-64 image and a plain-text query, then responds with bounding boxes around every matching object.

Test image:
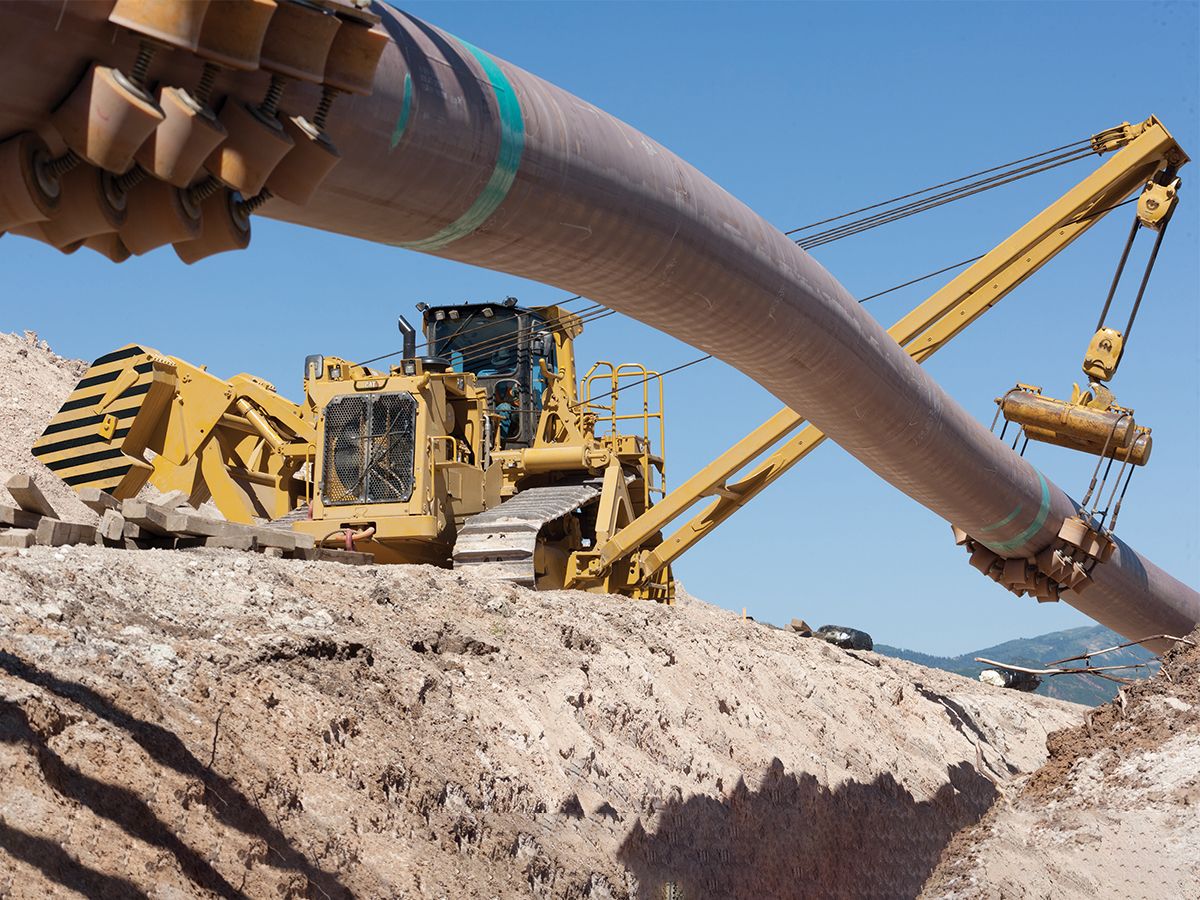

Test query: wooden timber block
[252,528,296,551]
[97,509,126,543]
[78,487,120,515]
[161,511,231,538]
[290,547,374,566]
[0,528,36,549]
[5,474,58,519]
[204,533,256,551]
[175,533,256,552]
[121,521,173,548]
[789,618,813,636]
[149,489,191,510]
[0,504,42,529]
[120,500,175,536]
[35,519,97,547]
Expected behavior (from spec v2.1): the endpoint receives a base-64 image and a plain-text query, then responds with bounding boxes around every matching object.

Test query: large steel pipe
[1,3,1196,648]
[282,7,1200,649]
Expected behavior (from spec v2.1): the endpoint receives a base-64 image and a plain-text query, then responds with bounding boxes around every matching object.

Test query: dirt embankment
[0,332,95,525]
[922,630,1200,899]
[0,331,1089,898]
[0,547,1082,899]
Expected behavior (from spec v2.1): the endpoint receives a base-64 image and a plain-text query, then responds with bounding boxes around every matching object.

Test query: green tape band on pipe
[398,38,525,252]
[980,502,1023,533]
[987,471,1052,554]
[389,73,413,150]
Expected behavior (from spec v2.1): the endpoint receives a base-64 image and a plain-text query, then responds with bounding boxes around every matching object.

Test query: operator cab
[421,297,557,449]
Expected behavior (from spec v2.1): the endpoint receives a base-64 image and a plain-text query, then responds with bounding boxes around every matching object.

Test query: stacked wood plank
[0,475,373,565]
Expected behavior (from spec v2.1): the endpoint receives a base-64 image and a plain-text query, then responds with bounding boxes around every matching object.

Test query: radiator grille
[321,392,418,506]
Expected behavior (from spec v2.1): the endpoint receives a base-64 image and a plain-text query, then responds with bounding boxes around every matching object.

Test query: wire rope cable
[784,135,1098,236]
[352,132,1129,369]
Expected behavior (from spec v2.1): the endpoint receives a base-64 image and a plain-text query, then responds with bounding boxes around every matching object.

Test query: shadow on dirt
[618,757,997,900]
[0,818,150,900]
[0,650,351,899]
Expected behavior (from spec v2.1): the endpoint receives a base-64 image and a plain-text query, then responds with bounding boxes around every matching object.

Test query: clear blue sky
[3,2,1196,655]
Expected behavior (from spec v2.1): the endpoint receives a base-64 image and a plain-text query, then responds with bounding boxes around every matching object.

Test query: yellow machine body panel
[293,357,500,565]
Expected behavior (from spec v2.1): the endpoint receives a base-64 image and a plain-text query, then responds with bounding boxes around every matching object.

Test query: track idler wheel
[173,186,251,264]
[135,86,227,187]
[108,0,211,52]
[266,115,340,204]
[118,177,201,255]
[39,164,127,248]
[0,133,60,231]
[51,63,165,173]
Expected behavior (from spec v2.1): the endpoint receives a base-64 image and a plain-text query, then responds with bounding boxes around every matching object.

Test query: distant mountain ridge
[876,624,1157,706]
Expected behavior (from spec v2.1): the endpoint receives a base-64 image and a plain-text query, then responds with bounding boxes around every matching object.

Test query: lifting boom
[569,116,1188,595]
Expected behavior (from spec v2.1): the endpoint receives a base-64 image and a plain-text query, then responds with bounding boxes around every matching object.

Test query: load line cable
[430,191,1135,369]
[356,132,1116,370]
[796,146,1097,249]
[798,150,1095,250]
[564,192,1142,391]
[785,135,1097,235]
[570,354,714,408]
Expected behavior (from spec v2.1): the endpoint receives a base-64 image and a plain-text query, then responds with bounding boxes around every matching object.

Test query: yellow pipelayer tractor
[33,299,673,597]
[32,116,1186,602]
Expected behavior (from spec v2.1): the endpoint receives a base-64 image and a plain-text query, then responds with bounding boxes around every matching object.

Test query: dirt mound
[0,332,95,525]
[0,548,1081,899]
[0,333,1086,898]
[922,631,1200,898]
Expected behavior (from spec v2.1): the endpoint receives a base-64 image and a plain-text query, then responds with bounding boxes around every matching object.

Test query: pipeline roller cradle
[0,0,387,265]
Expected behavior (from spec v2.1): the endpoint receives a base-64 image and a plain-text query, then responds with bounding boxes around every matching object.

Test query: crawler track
[453,483,600,586]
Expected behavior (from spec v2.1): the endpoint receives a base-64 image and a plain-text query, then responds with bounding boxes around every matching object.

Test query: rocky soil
[0,544,1081,899]
[1,330,1184,899]
[922,630,1200,899]
[0,333,95,525]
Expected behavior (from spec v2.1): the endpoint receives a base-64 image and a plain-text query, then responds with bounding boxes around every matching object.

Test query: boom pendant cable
[797,147,1097,250]
[785,135,1096,236]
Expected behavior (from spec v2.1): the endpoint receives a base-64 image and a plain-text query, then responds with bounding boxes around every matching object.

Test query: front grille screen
[321,392,418,505]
